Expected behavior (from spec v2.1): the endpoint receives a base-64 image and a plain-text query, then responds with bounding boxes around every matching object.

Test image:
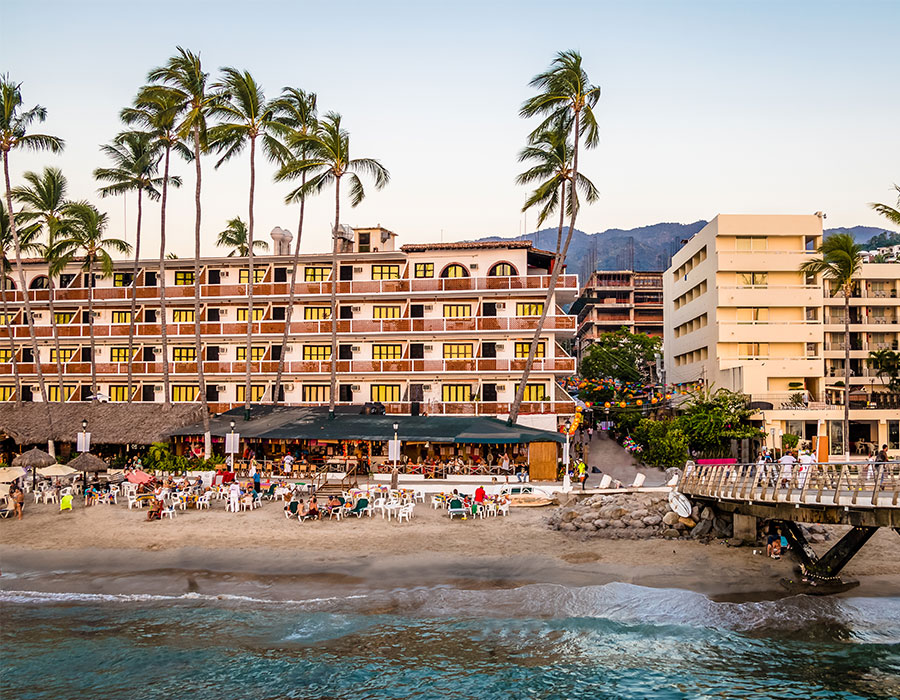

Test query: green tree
[276,112,389,415]
[870,184,900,227]
[510,50,601,424]
[52,202,131,402]
[215,216,269,256]
[868,348,900,392]
[800,233,863,456]
[677,386,762,459]
[580,327,662,385]
[632,418,689,468]
[0,75,64,415]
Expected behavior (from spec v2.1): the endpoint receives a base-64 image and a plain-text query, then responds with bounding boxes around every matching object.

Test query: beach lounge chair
[262,484,277,500]
[348,498,370,518]
[447,498,467,520]
[0,498,13,518]
[284,501,299,519]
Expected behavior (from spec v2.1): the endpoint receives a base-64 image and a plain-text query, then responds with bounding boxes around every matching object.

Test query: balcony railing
[205,400,572,416]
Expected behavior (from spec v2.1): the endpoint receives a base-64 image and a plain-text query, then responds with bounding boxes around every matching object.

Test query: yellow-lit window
[304,267,331,282]
[172,310,195,323]
[443,343,473,359]
[523,383,547,402]
[304,307,331,320]
[236,308,265,321]
[113,272,133,287]
[414,262,434,278]
[0,349,10,363]
[735,236,767,251]
[111,311,133,324]
[109,385,129,402]
[373,344,402,360]
[47,385,76,402]
[50,348,76,362]
[736,308,769,323]
[371,384,400,402]
[302,385,330,402]
[738,343,769,357]
[54,312,73,324]
[110,347,130,363]
[516,302,544,316]
[175,271,195,286]
[236,384,267,402]
[489,262,516,276]
[0,386,13,401]
[373,305,401,319]
[739,272,768,287]
[173,347,196,362]
[236,346,265,361]
[372,265,400,280]
[443,304,471,318]
[239,269,266,284]
[441,264,468,278]
[302,345,331,360]
[515,341,545,358]
[442,384,472,402]
[0,314,13,325]
[172,385,197,402]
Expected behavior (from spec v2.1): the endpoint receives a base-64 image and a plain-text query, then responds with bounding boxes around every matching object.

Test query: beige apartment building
[664,214,900,455]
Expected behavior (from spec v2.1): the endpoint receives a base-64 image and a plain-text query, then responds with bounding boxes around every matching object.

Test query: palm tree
[94,130,172,402]
[215,217,269,256]
[510,51,601,423]
[800,233,863,457]
[146,48,222,453]
[867,349,900,392]
[122,90,191,408]
[276,112,389,415]
[870,184,900,227]
[0,75,64,417]
[12,167,74,398]
[208,68,288,413]
[52,202,131,402]
[271,87,318,405]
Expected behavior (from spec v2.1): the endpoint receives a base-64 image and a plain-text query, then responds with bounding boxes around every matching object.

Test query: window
[372,264,400,280]
[373,344,402,360]
[515,341,544,358]
[0,349,9,363]
[736,307,769,323]
[371,384,400,402]
[523,383,547,402]
[109,386,129,402]
[738,343,769,357]
[172,310,194,323]
[414,262,434,278]
[302,345,331,360]
[108,347,130,363]
[172,385,197,402]
[441,263,469,278]
[304,307,331,320]
[236,346,266,361]
[443,343,473,359]
[236,307,265,322]
[373,305,401,319]
[271,306,285,321]
[236,384,267,402]
[409,343,424,359]
[739,272,768,287]
[304,267,331,282]
[47,385,76,402]
[0,313,13,325]
[50,348,76,362]
[516,302,544,316]
[207,308,221,322]
[735,236,767,251]
[442,384,472,402]
[239,269,266,284]
[443,304,471,318]
[358,232,371,252]
[0,386,13,401]
[488,262,516,276]
[113,272,133,287]
[144,309,157,323]
[302,385,330,402]
[111,311,132,324]
[173,347,196,362]
[58,273,76,288]
[174,271,195,286]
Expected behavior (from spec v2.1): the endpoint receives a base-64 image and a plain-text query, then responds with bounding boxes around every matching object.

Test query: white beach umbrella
[37,464,78,478]
[0,466,26,482]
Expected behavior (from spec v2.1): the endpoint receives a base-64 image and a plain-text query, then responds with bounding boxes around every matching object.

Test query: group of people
[283,493,346,520]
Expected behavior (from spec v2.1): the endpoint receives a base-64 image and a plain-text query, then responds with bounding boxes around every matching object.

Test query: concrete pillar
[733,513,758,542]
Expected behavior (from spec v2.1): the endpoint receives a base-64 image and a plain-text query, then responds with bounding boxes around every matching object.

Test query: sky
[2,0,898,258]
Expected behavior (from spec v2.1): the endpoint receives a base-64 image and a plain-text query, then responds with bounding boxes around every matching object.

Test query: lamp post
[393,422,399,471]
[564,419,571,469]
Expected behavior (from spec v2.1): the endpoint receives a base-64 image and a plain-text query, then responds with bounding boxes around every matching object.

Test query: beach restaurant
[170,405,564,481]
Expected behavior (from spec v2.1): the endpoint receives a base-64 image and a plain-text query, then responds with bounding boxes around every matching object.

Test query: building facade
[1,228,578,430]
[664,214,900,453]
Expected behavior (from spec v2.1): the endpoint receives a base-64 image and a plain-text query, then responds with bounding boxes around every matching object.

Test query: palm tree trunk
[87,258,97,401]
[273,170,306,405]
[191,125,211,457]
[509,109,581,424]
[843,286,851,458]
[2,151,52,424]
[327,176,341,416]
[244,135,256,412]
[126,188,142,402]
[0,268,22,406]
[159,145,171,407]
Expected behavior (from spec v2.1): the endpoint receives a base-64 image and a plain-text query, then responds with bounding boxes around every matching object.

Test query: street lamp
[82,419,88,432]
[564,419,571,469]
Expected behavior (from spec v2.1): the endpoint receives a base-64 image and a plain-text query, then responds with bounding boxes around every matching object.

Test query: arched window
[2,277,16,290]
[440,263,469,279]
[29,276,49,290]
[488,262,517,277]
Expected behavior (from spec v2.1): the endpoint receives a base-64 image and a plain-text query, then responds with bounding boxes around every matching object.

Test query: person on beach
[228,481,241,513]
[767,527,782,559]
[253,470,261,494]
[307,496,321,520]
[146,499,164,522]
[778,451,796,488]
[12,486,24,520]
[577,460,588,490]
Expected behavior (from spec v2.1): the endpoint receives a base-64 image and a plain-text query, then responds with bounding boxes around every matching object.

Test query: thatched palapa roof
[12,448,56,468]
[68,452,109,473]
[0,403,205,446]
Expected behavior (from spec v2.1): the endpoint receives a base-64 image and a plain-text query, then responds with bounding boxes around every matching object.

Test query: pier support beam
[732,513,757,541]
[782,522,878,579]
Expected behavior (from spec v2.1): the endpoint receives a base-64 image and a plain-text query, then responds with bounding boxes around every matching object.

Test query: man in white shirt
[228,481,241,512]
[778,451,797,487]
[798,450,815,487]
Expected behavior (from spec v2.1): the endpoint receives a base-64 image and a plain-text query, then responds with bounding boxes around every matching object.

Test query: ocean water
[1,582,899,699]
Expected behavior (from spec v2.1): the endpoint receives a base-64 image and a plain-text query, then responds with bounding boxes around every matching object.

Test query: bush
[781,433,800,450]
[632,418,689,468]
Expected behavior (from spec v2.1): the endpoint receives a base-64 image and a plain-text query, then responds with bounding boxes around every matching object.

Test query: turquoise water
[2,583,899,699]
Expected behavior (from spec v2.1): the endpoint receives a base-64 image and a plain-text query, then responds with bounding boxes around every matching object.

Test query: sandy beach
[2,498,899,600]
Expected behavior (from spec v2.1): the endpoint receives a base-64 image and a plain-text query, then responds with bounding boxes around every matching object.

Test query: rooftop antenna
[440,228,444,243]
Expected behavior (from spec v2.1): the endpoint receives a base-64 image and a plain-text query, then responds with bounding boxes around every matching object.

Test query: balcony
[205,400,574,417]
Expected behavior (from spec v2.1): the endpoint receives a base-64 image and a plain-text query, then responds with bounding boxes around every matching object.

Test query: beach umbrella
[126,470,153,485]
[67,453,109,473]
[37,464,78,478]
[0,466,26,483]
[13,448,57,489]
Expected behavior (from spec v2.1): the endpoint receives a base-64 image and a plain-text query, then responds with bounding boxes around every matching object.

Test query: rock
[642,514,662,526]
[678,517,696,529]
[581,522,597,532]
[593,519,609,529]
[610,519,627,529]
[691,506,701,521]
[598,505,628,520]
[700,507,714,521]
[692,519,713,537]
[630,508,649,519]
[562,510,578,523]
[662,528,680,539]
[810,533,826,543]
[727,538,745,547]
[560,523,577,532]
[663,511,680,526]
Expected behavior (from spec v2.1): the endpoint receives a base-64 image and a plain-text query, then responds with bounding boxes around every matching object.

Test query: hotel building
[664,214,900,453]
[0,227,578,431]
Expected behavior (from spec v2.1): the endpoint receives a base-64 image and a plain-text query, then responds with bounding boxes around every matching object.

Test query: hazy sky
[3,0,898,258]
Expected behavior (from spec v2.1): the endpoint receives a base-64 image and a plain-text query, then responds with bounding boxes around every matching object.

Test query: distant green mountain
[825,225,898,243]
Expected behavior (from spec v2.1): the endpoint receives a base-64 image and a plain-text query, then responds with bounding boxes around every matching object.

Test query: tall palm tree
[0,75,64,418]
[12,167,74,398]
[870,184,900,227]
[52,202,131,402]
[510,51,601,423]
[275,112,389,416]
[94,130,172,402]
[208,68,288,413]
[215,217,269,256]
[800,233,863,457]
[271,87,318,405]
[122,90,191,407]
[146,48,222,453]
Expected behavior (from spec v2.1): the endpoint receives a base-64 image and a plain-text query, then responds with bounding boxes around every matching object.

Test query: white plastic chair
[431,495,443,510]
[161,502,176,519]
[196,494,211,510]
[396,504,413,523]
[373,497,388,519]
[413,490,426,504]
[496,501,510,516]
